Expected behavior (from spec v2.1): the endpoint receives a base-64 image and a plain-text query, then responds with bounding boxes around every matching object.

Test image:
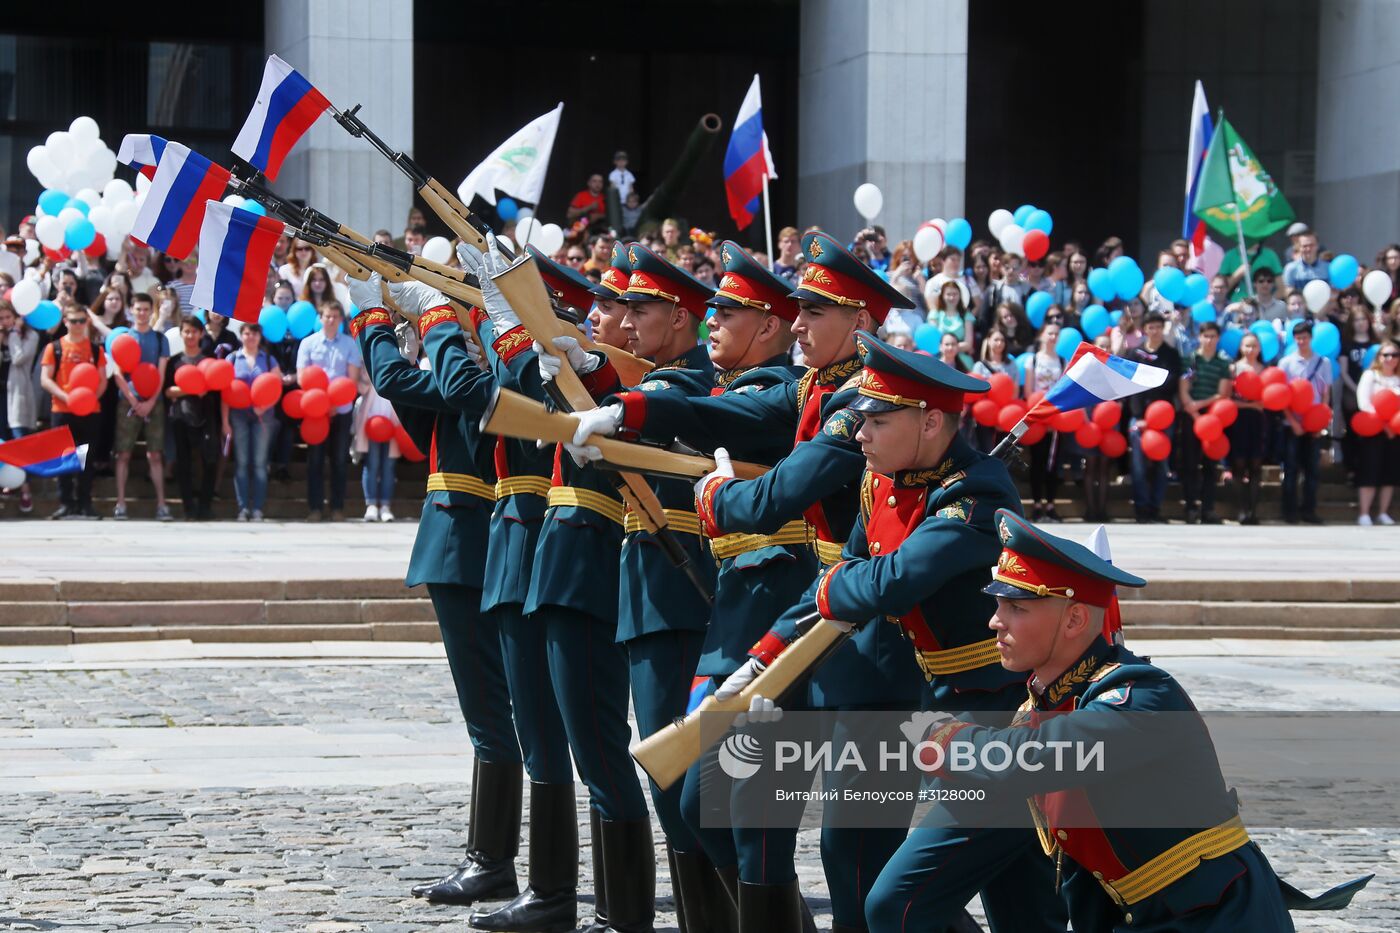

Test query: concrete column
[798,0,967,242]
[1315,0,1400,257]
[264,0,414,238]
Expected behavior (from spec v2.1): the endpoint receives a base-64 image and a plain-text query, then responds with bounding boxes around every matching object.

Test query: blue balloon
[1152,267,1185,304]
[1219,325,1243,358]
[1080,305,1110,340]
[1014,350,1034,380]
[1087,267,1116,302]
[1249,321,1280,362]
[259,305,289,343]
[1025,291,1053,328]
[1312,320,1341,358]
[192,308,207,325]
[38,189,70,216]
[945,218,972,250]
[242,200,267,217]
[1109,309,1123,325]
[1362,344,1380,369]
[64,218,96,251]
[497,197,519,222]
[287,300,318,340]
[24,299,60,331]
[1327,253,1358,290]
[1055,327,1084,361]
[1191,300,1217,325]
[104,325,131,352]
[68,199,90,217]
[1024,209,1053,234]
[1281,317,1304,354]
[1012,204,1036,226]
[1181,273,1208,306]
[912,323,942,354]
[1109,255,1144,301]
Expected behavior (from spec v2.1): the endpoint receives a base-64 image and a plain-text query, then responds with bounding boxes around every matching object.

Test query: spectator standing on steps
[0,300,38,514]
[1177,321,1233,524]
[165,316,220,521]
[111,293,172,522]
[1125,311,1182,523]
[40,307,108,520]
[1277,321,1333,524]
[1353,340,1400,526]
[222,323,281,523]
[297,300,362,522]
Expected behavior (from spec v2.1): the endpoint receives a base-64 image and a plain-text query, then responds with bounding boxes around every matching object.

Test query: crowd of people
[3,189,1399,526]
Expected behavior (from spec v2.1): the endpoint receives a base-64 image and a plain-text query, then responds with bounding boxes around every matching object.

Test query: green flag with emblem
[1191,113,1295,240]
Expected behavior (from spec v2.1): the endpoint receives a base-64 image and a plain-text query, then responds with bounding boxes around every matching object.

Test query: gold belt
[1103,815,1250,906]
[913,638,1003,677]
[624,509,702,537]
[547,486,626,525]
[427,472,497,501]
[709,520,812,561]
[495,476,551,499]
[815,538,846,565]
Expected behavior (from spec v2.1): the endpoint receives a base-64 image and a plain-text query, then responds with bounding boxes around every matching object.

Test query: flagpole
[1232,202,1254,299]
[761,172,775,270]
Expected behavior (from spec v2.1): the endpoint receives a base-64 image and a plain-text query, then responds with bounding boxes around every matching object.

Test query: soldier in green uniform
[342,278,524,910]
[902,510,1372,932]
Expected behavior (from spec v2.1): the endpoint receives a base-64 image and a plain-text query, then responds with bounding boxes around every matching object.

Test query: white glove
[457,235,521,333]
[694,446,735,498]
[715,656,766,701]
[536,335,600,385]
[734,695,783,728]
[346,272,385,313]
[562,441,602,468]
[394,319,420,363]
[570,403,621,447]
[386,278,448,322]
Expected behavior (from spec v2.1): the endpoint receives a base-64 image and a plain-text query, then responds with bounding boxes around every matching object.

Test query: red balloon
[1099,430,1128,458]
[250,371,283,408]
[396,426,426,462]
[1074,421,1102,449]
[1026,390,1046,412]
[1140,428,1171,461]
[299,365,329,391]
[1020,423,1047,446]
[282,388,305,419]
[1092,401,1122,430]
[66,386,97,416]
[366,415,395,444]
[327,376,357,408]
[1022,229,1049,262]
[1288,378,1314,413]
[1193,413,1224,442]
[1352,410,1383,437]
[1301,403,1331,434]
[110,334,140,373]
[1391,411,1400,435]
[1052,408,1085,433]
[223,379,252,409]
[1371,388,1399,421]
[1259,366,1287,388]
[971,399,1000,427]
[84,232,107,258]
[1209,398,1238,428]
[43,246,70,262]
[174,364,207,396]
[300,387,329,419]
[1202,434,1230,460]
[131,362,160,398]
[987,373,1016,406]
[300,415,330,445]
[1260,383,1292,411]
[997,403,1027,433]
[1233,369,1262,401]
[1143,399,1175,431]
[204,358,235,392]
[197,356,216,373]
[68,362,100,392]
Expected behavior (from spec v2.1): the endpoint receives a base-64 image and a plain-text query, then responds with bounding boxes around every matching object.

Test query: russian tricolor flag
[130,141,232,260]
[116,133,168,181]
[1184,81,1215,258]
[232,55,329,182]
[723,74,777,231]
[0,426,87,478]
[191,201,286,324]
[1025,343,1167,426]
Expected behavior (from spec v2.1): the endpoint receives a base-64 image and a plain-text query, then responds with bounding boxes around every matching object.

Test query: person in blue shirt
[1281,231,1329,295]
[295,300,362,521]
[111,292,171,521]
[221,322,281,521]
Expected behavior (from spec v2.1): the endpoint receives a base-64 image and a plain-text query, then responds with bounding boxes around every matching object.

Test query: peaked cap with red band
[618,242,714,319]
[849,333,990,414]
[589,240,633,299]
[983,509,1145,608]
[789,230,912,324]
[527,245,597,315]
[709,239,800,322]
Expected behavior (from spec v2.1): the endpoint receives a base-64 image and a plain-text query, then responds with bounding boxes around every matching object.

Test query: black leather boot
[671,848,735,933]
[582,808,608,933]
[469,782,578,932]
[411,759,522,904]
[737,880,804,933]
[701,859,739,933]
[600,818,655,933]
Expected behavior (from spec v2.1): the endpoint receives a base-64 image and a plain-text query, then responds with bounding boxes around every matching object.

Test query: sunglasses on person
[1046,315,1065,324]
[65,316,87,325]
[296,246,314,253]
[1382,352,1400,359]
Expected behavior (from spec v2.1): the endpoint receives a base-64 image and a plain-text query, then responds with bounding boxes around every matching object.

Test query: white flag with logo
[457,103,563,207]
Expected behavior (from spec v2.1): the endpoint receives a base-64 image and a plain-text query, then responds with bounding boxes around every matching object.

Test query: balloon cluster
[515,217,566,256]
[987,205,1053,261]
[1350,388,1400,438]
[911,217,973,263]
[28,117,143,263]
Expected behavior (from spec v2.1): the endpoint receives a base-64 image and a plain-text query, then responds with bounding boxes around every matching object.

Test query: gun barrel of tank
[639,113,723,227]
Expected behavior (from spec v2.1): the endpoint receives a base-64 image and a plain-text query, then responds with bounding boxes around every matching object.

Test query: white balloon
[106,234,124,261]
[929,218,947,236]
[1302,278,1332,314]
[102,178,133,205]
[24,240,39,265]
[84,147,117,184]
[57,206,85,228]
[0,462,25,489]
[135,173,151,198]
[913,225,945,263]
[537,223,565,256]
[988,209,1014,237]
[1362,269,1392,309]
[74,188,102,208]
[853,182,883,220]
[11,279,40,315]
[222,194,247,209]
[45,132,74,171]
[26,146,57,184]
[69,115,101,144]
[35,215,66,250]
[999,223,1027,256]
[87,204,115,238]
[111,201,140,236]
[422,236,453,265]
[514,217,540,249]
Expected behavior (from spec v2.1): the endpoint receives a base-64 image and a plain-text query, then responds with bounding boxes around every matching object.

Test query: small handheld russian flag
[116,134,168,180]
[723,74,777,231]
[232,55,330,182]
[191,201,286,324]
[0,426,87,478]
[129,141,232,260]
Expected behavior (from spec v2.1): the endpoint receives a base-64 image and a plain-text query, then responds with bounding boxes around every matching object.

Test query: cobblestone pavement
[1,647,1396,931]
